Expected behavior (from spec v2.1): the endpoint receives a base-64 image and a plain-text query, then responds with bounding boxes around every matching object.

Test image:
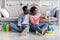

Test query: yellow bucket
[46,31,54,34]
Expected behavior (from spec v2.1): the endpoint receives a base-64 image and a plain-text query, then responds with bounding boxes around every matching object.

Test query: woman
[29,7,48,35]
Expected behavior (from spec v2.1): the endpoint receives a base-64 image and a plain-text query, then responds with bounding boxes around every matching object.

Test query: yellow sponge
[46,31,54,34]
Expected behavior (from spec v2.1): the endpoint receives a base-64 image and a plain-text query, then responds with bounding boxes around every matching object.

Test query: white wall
[58,0,60,29]
[0,0,2,9]
[5,1,22,17]
[1,0,59,17]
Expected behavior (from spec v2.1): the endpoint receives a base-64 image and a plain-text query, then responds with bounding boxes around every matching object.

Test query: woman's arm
[40,15,46,19]
[40,15,54,20]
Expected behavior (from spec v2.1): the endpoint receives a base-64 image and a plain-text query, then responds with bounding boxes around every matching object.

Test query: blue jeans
[9,23,30,32]
[30,24,48,32]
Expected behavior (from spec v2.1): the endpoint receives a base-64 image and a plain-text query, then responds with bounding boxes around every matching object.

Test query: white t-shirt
[22,14,29,25]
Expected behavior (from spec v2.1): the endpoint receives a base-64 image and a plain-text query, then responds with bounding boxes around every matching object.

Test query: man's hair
[30,6,37,13]
[22,6,28,11]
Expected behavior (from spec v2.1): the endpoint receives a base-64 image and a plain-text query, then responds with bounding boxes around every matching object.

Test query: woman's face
[33,9,38,13]
[33,9,38,15]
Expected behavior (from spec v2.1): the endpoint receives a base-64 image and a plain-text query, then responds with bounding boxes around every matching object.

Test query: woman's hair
[30,6,37,13]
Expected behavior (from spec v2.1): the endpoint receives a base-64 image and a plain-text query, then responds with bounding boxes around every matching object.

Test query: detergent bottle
[0,25,2,31]
[3,23,6,32]
[6,24,9,32]
[48,25,50,31]
[51,26,54,32]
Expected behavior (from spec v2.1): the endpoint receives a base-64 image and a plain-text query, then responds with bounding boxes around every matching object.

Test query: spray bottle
[6,23,9,32]
[3,23,6,32]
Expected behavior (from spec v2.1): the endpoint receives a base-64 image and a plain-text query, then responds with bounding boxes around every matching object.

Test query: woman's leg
[38,24,48,35]
[39,24,48,30]
[30,24,48,35]
[30,25,36,32]
[10,23,20,31]
[30,24,41,32]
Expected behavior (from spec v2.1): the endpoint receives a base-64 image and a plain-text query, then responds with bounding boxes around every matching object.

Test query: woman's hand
[40,15,46,19]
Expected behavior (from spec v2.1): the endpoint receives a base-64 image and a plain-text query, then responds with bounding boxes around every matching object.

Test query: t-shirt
[29,14,41,25]
[18,14,29,26]
[22,14,29,25]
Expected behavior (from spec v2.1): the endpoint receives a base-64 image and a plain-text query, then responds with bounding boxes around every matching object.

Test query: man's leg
[10,23,20,32]
[21,24,30,29]
[21,24,30,35]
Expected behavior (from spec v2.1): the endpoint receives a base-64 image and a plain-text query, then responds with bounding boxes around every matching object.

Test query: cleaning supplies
[46,31,54,34]
[2,28,4,32]
[47,15,55,34]
[2,23,10,32]
[6,24,9,32]
[3,23,6,32]
[0,25,2,31]
[47,25,55,34]
[48,25,51,31]
[1,22,5,32]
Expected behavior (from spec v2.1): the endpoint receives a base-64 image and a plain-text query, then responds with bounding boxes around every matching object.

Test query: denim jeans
[30,24,48,32]
[9,23,30,32]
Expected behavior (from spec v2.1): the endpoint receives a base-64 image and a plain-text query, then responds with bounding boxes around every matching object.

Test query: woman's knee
[44,24,48,27]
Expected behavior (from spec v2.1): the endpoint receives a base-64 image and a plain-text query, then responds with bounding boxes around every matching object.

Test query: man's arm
[17,15,23,32]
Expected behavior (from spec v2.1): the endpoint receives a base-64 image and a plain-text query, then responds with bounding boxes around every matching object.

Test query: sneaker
[21,28,29,36]
[36,31,43,36]
[36,28,47,35]
[41,28,47,35]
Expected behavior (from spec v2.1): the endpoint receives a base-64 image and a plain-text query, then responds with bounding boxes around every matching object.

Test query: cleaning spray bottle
[6,23,9,32]
[3,23,6,32]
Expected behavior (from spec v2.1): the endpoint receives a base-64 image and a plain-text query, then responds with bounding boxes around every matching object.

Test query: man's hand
[20,26,23,32]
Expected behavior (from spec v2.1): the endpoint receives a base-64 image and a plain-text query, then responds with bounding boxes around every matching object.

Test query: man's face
[24,8,29,14]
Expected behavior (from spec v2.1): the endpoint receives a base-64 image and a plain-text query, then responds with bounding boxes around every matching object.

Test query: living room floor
[0,26,59,40]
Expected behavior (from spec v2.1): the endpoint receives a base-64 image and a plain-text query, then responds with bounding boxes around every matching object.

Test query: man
[10,6,30,34]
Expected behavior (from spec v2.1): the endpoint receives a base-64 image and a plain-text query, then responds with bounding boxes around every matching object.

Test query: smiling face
[24,8,29,14]
[30,7,38,15]
[32,9,38,15]
[23,6,30,14]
